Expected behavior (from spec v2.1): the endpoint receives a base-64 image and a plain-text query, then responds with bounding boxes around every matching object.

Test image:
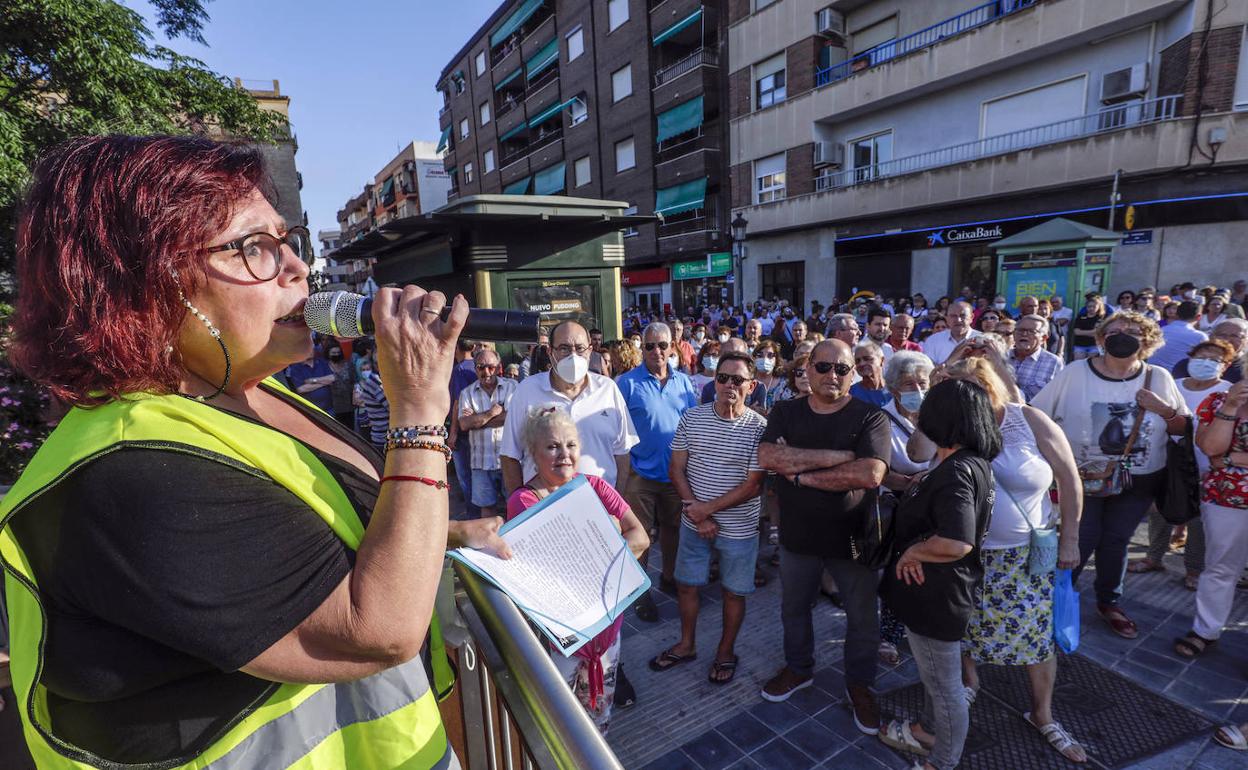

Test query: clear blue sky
[131,0,499,240]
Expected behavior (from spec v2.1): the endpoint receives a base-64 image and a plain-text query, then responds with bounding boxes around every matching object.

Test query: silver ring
[420,308,440,315]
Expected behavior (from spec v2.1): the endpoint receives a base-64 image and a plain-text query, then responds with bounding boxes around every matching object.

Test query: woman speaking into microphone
[1,135,505,769]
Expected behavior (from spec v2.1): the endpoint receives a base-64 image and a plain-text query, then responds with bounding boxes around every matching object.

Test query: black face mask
[1103,332,1141,359]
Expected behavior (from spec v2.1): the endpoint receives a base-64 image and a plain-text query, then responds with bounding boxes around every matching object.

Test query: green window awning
[490,0,544,48]
[656,95,704,143]
[495,68,522,90]
[527,98,576,128]
[655,177,707,216]
[379,177,395,204]
[533,161,566,195]
[436,125,452,153]
[525,37,559,80]
[499,122,527,142]
[503,176,532,195]
[653,8,703,45]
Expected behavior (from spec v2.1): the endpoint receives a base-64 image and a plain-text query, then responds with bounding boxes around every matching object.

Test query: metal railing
[659,208,720,238]
[656,122,721,164]
[500,128,562,168]
[448,563,623,770]
[814,94,1181,192]
[654,48,718,88]
[814,0,1039,88]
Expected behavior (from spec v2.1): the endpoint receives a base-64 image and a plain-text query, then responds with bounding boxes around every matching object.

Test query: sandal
[1215,724,1248,751]
[1126,558,1164,574]
[1025,712,1087,763]
[1184,571,1201,591]
[878,719,931,756]
[964,685,980,706]
[708,656,738,685]
[754,568,768,588]
[878,641,901,666]
[1174,631,1217,658]
[1096,603,1138,639]
[648,647,697,672]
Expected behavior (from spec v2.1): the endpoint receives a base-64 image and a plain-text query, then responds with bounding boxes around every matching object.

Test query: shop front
[621,267,671,313]
[673,252,733,315]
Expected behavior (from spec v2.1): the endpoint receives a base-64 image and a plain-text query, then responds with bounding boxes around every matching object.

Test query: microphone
[305,290,543,343]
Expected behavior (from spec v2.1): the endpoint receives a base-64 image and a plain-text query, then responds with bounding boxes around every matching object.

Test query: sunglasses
[793,368,806,378]
[812,361,854,376]
[475,363,499,371]
[643,341,670,351]
[715,373,752,386]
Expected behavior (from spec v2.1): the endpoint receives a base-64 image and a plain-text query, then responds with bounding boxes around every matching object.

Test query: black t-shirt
[760,397,892,559]
[880,450,994,642]
[7,387,383,764]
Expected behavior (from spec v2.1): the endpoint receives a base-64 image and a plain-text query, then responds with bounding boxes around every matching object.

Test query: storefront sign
[1004,267,1069,312]
[622,267,670,286]
[673,252,732,280]
[925,224,1004,247]
[1121,230,1152,245]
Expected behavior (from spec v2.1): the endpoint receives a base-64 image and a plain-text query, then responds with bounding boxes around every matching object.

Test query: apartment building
[236,78,306,233]
[435,0,733,314]
[727,0,1248,308]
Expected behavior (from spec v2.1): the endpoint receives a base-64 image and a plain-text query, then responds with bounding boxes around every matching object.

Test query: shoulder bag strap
[1119,367,1153,460]
[884,409,913,438]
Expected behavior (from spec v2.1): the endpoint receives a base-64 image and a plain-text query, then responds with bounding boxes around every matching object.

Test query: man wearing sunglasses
[456,348,517,519]
[757,340,892,736]
[617,322,700,620]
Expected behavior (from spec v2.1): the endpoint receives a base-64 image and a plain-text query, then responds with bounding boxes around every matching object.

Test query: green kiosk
[992,217,1119,314]
[330,195,651,347]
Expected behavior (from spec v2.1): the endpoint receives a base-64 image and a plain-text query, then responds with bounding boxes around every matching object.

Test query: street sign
[1121,230,1152,245]
[672,252,732,280]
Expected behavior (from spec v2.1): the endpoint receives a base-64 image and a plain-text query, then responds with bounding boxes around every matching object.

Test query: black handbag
[850,492,895,570]
[1158,416,1202,525]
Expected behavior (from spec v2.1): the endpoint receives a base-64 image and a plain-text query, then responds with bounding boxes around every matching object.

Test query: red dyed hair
[12,135,272,406]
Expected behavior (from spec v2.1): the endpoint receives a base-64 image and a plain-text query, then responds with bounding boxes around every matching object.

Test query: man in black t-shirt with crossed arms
[758,339,892,736]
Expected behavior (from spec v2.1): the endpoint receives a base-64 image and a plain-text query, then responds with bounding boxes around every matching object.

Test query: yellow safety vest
[0,381,458,769]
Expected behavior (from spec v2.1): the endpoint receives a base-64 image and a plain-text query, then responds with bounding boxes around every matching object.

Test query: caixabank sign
[925,224,1004,246]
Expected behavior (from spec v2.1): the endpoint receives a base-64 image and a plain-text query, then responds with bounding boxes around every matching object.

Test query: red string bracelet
[380,475,450,490]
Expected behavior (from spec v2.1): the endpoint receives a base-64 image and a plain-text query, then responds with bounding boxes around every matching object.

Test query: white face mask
[1187,358,1222,380]
[718,334,730,344]
[994,302,1007,311]
[555,353,590,384]
[703,356,719,371]
[755,357,775,373]
[667,353,679,370]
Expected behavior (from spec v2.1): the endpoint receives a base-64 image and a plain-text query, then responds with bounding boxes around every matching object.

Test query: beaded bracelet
[386,425,450,442]
[386,437,452,460]
[380,475,450,489]
[1214,411,1238,422]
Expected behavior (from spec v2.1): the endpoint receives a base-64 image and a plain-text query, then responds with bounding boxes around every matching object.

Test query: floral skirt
[964,544,1054,666]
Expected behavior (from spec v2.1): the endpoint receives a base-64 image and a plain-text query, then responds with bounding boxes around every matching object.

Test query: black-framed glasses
[793,368,807,378]
[715,373,752,386]
[644,341,670,351]
[812,361,853,376]
[554,343,592,356]
[207,225,314,281]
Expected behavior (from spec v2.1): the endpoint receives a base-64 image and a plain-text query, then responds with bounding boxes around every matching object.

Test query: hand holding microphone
[305,290,543,342]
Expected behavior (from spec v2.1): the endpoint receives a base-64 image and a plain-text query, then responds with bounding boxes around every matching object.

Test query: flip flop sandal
[1126,559,1164,573]
[754,568,768,588]
[708,657,738,685]
[648,648,697,672]
[878,719,931,756]
[1184,572,1201,591]
[1097,604,1138,639]
[878,642,901,666]
[1174,631,1217,658]
[1025,712,1085,762]
[964,685,980,705]
[1215,724,1248,751]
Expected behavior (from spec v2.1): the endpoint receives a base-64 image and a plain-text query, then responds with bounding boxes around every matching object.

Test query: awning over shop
[503,176,532,195]
[527,98,576,128]
[489,0,543,48]
[533,162,566,195]
[525,38,559,80]
[499,122,528,142]
[656,96,704,143]
[655,177,707,216]
[494,67,522,90]
[652,7,703,46]
[436,125,452,153]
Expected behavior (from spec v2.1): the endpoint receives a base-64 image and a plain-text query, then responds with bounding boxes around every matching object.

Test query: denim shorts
[470,468,504,508]
[674,526,759,596]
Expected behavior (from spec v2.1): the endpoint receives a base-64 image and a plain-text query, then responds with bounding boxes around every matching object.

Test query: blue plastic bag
[1053,568,1080,654]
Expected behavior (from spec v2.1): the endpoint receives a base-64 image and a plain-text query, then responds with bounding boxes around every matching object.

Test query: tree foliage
[0,0,282,295]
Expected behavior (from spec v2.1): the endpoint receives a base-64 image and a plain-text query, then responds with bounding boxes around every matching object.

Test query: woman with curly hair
[604,339,641,379]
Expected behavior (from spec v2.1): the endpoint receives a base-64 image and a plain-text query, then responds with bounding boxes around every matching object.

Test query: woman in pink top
[506,409,649,734]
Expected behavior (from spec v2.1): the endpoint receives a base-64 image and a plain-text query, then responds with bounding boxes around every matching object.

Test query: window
[453,78,465,95]
[484,149,496,174]
[1238,26,1248,110]
[464,162,474,184]
[612,64,632,102]
[479,101,491,126]
[566,27,584,62]
[574,156,591,188]
[570,97,588,125]
[622,205,638,237]
[851,15,898,61]
[849,131,893,182]
[460,118,470,140]
[615,137,636,172]
[608,0,628,31]
[475,51,487,77]
[754,54,786,110]
[754,153,786,203]
[981,76,1085,139]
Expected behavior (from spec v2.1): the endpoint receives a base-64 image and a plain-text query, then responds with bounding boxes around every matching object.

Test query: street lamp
[730,213,748,309]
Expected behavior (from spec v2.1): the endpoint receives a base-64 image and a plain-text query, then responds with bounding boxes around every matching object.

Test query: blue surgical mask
[898,389,925,413]
[1187,358,1222,380]
[754,357,775,373]
[703,356,719,371]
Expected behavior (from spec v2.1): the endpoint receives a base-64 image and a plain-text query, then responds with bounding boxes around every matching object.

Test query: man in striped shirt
[648,352,767,684]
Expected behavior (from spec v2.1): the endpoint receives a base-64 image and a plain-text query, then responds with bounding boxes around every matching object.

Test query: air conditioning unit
[1100,63,1148,103]
[813,141,844,168]
[816,7,845,37]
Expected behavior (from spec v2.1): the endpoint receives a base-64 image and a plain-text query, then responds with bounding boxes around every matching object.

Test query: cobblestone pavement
[606,526,1248,770]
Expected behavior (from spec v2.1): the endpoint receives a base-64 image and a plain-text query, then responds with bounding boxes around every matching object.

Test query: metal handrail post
[453,562,624,770]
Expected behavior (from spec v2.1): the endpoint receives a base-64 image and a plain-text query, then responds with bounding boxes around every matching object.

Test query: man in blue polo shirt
[617,321,699,621]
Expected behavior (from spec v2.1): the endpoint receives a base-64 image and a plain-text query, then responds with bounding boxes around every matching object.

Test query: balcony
[814,0,1039,88]
[654,47,718,89]
[657,202,722,256]
[814,95,1180,192]
[500,127,562,168]
[656,120,721,165]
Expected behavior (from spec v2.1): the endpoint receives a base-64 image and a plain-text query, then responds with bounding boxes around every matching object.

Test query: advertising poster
[1005,267,1068,314]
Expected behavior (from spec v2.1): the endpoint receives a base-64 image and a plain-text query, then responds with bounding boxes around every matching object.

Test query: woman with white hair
[506,408,649,734]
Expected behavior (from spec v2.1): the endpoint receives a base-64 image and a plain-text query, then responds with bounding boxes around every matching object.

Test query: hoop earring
[180,293,231,401]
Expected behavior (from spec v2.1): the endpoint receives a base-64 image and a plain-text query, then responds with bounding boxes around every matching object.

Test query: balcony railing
[500,127,563,168]
[815,0,1039,88]
[814,94,1182,192]
[656,122,721,164]
[654,47,718,88]
[659,208,720,238]
[439,104,451,120]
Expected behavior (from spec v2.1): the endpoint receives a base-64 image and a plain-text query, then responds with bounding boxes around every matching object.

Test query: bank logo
[926,224,1004,247]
